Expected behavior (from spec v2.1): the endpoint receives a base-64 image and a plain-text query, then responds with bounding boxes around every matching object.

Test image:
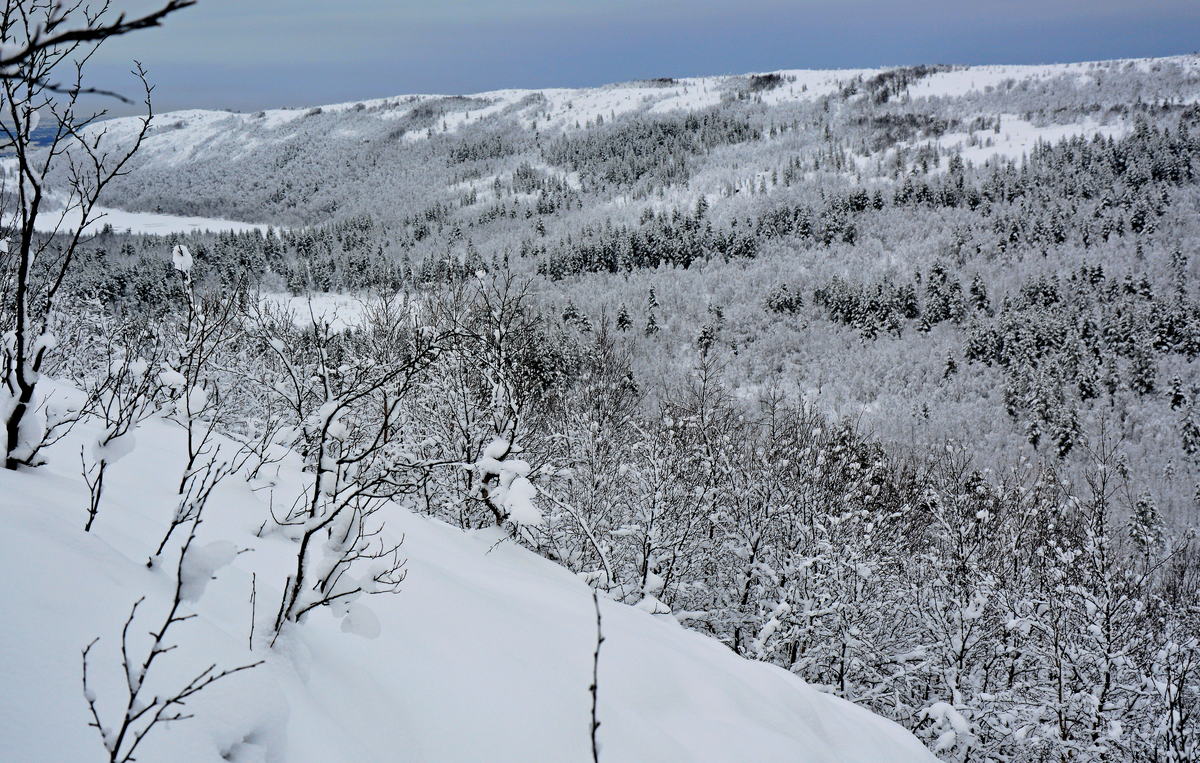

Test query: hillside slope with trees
[13,52,1200,762]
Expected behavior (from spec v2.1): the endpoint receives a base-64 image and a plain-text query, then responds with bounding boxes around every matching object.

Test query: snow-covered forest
[4,1,1200,760]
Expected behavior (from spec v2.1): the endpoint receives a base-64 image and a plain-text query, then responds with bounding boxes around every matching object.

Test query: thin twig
[249,572,257,651]
[591,589,604,763]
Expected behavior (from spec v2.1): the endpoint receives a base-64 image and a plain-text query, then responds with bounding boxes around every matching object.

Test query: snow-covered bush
[0,0,162,470]
[240,293,456,633]
[82,485,259,763]
[399,274,572,529]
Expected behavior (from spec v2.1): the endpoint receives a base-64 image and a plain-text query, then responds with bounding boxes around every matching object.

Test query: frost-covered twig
[249,572,257,651]
[0,2,195,92]
[81,445,106,532]
[78,342,160,531]
[151,450,229,563]
[81,505,260,763]
[161,255,244,495]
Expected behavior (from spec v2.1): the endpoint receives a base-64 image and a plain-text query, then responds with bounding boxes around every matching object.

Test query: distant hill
[79,56,1200,228]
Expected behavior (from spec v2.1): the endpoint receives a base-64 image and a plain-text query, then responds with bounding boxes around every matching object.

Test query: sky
[84,0,1200,115]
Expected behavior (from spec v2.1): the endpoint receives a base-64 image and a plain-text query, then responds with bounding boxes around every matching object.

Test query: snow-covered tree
[1,0,192,469]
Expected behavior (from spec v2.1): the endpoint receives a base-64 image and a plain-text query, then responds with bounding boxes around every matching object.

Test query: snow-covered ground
[930,113,1129,169]
[0,403,935,763]
[38,202,268,236]
[261,292,368,333]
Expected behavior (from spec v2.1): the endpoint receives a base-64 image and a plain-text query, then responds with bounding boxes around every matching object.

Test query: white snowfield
[34,201,269,236]
[0,157,270,236]
[0,411,934,763]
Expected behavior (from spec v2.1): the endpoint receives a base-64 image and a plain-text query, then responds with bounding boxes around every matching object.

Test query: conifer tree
[616,304,631,332]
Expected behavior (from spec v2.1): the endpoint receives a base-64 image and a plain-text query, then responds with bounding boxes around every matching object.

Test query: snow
[922,702,973,754]
[0,402,935,763]
[920,114,1128,168]
[159,369,187,392]
[172,244,194,273]
[260,293,367,334]
[61,204,265,236]
[93,430,136,464]
[500,473,542,525]
[338,602,381,639]
[179,540,239,603]
[483,438,510,460]
[44,54,1197,233]
[0,179,270,234]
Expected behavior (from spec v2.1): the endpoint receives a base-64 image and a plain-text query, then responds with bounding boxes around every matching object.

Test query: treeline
[543,108,760,192]
[809,254,1200,460]
[64,217,409,310]
[525,202,758,278]
[529,110,1200,287]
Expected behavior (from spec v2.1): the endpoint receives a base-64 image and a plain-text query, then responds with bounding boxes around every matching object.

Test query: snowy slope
[932,114,1129,169]
[0,412,935,763]
[51,53,1199,232]
[91,54,1200,158]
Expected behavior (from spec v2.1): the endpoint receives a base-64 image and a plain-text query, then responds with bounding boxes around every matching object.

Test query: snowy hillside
[99,55,1200,148]
[0,412,935,763]
[68,53,1200,229]
[10,43,1200,763]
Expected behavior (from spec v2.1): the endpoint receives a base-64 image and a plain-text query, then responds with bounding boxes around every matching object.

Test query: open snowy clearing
[35,203,269,236]
[0,407,935,763]
[930,113,1129,169]
[260,292,368,333]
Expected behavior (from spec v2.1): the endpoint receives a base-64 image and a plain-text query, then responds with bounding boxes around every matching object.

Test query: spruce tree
[645,311,659,336]
[616,304,632,332]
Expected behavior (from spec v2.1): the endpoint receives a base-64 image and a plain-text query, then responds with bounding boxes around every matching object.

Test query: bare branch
[0,2,195,73]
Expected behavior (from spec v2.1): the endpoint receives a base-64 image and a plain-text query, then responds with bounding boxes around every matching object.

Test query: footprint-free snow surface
[0,414,934,762]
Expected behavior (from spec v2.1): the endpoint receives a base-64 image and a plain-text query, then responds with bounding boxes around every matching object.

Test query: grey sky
[85,0,1200,115]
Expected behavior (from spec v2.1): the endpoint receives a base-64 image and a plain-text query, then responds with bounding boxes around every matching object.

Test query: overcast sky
[86,0,1200,115]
